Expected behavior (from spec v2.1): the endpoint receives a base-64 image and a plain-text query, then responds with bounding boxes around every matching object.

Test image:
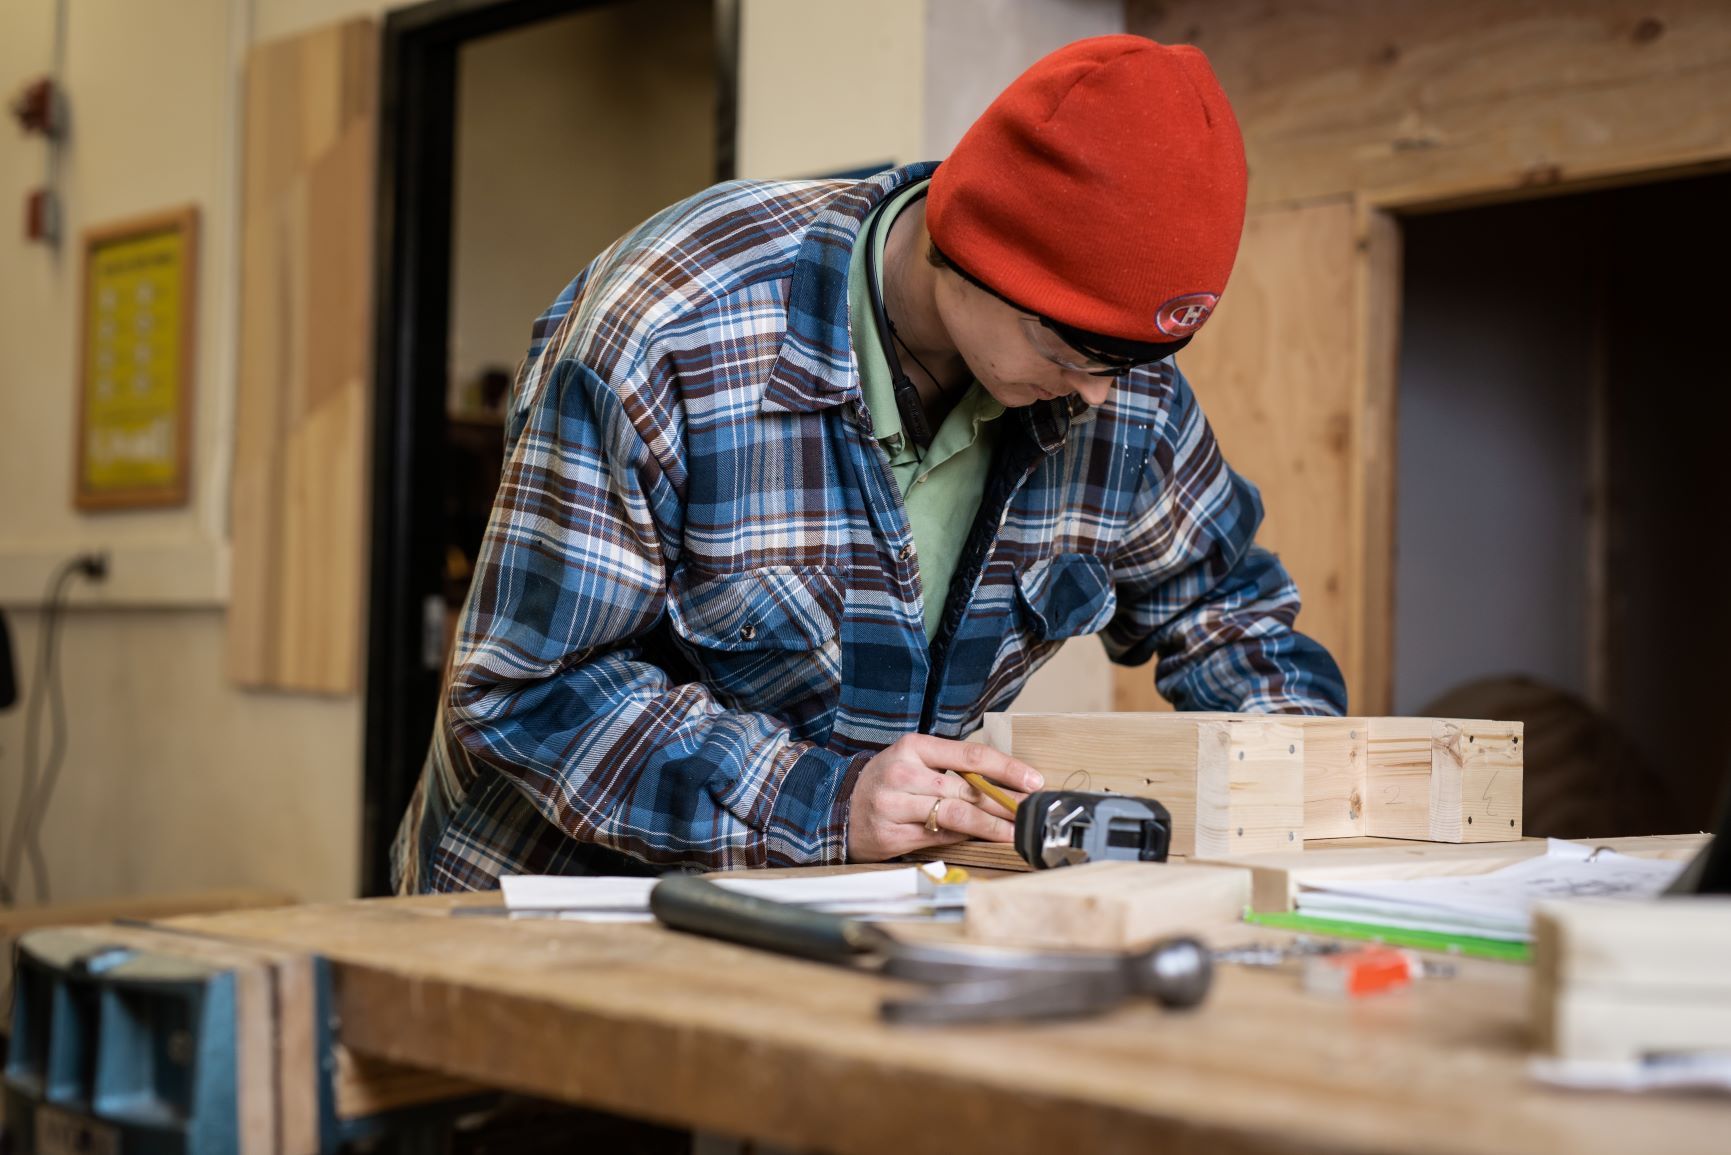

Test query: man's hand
[846,734,1044,862]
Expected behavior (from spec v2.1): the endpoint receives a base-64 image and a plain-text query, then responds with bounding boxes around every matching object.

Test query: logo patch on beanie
[1155,293,1219,337]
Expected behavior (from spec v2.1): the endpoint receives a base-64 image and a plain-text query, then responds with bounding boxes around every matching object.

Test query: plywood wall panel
[1129,0,1731,209]
[1116,198,1397,714]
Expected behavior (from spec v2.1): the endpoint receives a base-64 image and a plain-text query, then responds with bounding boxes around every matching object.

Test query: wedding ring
[924,798,944,835]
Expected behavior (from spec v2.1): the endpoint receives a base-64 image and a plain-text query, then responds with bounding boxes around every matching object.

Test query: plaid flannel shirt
[393,164,1346,893]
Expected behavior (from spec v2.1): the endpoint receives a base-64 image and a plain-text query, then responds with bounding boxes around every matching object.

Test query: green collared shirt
[848,180,1004,641]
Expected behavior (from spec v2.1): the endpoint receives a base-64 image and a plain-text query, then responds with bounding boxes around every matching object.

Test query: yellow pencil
[959,769,1020,815]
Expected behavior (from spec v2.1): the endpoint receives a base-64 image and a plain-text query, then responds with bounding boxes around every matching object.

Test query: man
[394,35,1345,893]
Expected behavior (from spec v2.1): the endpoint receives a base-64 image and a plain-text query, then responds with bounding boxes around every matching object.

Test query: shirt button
[897,544,913,562]
[738,624,756,641]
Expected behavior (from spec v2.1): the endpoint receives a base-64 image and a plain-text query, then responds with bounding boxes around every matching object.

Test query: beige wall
[737,0,926,179]
[0,0,1125,912]
[0,0,363,907]
[740,0,1128,713]
[924,0,1121,157]
[450,0,715,403]
[925,0,1126,716]
[0,0,235,596]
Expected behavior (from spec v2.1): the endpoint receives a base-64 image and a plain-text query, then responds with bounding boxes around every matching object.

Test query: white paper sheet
[499,864,960,922]
[1530,1052,1731,1095]
[1295,839,1688,941]
[500,875,655,912]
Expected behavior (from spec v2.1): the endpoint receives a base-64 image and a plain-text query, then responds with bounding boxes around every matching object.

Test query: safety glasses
[932,242,1187,377]
[1021,317,1142,377]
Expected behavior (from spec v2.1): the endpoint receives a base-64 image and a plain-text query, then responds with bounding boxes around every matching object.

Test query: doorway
[1393,171,1731,837]
[363,0,737,895]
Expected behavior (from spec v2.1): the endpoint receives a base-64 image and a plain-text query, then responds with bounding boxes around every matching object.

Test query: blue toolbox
[2,924,483,1153]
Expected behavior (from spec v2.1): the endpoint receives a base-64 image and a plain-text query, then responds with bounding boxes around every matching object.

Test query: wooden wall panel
[1115,198,1399,714]
[229,21,376,693]
[1115,0,1731,713]
[1129,0,1731,209]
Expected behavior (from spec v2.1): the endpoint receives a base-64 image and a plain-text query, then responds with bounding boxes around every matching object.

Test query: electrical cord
[888,321,969,469]
[0,552,104,906]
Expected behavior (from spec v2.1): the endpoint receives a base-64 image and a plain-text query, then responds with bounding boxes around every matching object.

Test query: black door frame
[363,0,740,896]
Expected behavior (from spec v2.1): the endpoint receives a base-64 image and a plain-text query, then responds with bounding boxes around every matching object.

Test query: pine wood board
[1300,717,1365,838]
[1531,896,1731,1062]
[1533,896,1731,991]
[1535,989,1731,1065]
[991,713,1305,856]
[964,862,1251,950]
[1364,718,1524,842]
[229,18,376,693]
[906,840,1028,872]
[986,712,1522,847]
[1129,0,1731,211]
[1112,198,1374,711]
[150,891,1731,1155]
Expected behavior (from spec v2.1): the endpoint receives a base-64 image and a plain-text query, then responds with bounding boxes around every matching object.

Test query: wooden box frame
[983,711,1524,854]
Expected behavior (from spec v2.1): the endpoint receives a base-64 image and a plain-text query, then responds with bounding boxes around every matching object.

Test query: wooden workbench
[155,886,1731,1155]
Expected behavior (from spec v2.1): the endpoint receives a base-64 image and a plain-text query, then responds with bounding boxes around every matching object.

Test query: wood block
[1533,897,1731,1062]
[965,862,1251,950]
[1153,713,1370,840]
[1364,717,1523,842]
[906,842,1029,873]
[1536,990,1731,1065]
[997,713,1305,857]
[1533,896,1731,992]
[1299,717,1366,839]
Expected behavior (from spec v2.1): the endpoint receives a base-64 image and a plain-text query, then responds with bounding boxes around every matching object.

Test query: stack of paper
[1295,840,1688,942]
[499,863,965,923]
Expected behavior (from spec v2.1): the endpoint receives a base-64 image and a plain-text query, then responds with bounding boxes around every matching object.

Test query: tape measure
[1012,790,1173,870]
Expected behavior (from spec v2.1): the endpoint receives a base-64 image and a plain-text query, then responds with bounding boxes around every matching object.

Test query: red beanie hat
[927,35,1246,346]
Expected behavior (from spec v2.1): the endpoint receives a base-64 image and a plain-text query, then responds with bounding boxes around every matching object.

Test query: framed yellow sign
[74,206,199,510]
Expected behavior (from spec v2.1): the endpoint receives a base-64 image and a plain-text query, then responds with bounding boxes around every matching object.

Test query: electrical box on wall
[23,188,58,244]
[9,76,65,138]
[11,75,67,246]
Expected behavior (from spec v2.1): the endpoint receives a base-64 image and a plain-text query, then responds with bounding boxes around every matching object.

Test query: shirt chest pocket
[666,565,844,740]
[1015,552,1118,641]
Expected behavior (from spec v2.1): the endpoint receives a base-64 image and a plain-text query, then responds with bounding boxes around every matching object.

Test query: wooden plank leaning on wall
[1115,0,1731,716]
[228,20,378,693]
